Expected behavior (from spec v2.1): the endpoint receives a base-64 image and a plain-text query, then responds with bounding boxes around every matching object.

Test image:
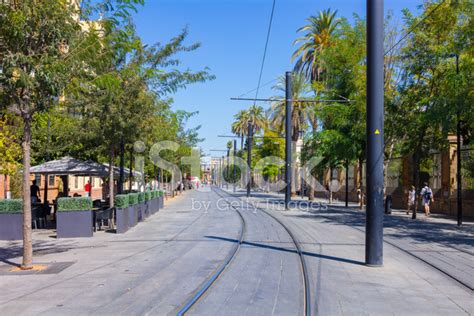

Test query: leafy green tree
[397,0,473,189]
[0,0,88,269]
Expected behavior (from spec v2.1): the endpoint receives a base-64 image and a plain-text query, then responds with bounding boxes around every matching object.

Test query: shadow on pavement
[205,235,365,266]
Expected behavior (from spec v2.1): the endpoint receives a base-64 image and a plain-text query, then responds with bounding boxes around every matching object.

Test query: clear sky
[132,0,421,160]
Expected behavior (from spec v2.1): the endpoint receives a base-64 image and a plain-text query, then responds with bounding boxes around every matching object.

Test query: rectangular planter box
[144,201,150,218]
[137,203,144,222]
[116,207,129,234]
[128,205,138,227]
[151,199,157,214]
[57,210,93,238]
[0,213,23,240]
[159,196,164,209]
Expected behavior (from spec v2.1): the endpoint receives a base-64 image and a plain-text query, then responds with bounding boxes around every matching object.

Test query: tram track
[176,188,246,316]
[215,187,311,316]
[176,186,312,316]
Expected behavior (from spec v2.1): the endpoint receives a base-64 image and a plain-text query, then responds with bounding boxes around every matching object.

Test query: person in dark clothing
[31,180,40,204]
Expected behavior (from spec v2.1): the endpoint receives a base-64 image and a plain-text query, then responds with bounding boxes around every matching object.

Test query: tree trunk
[291,140,297,195]
[21,117,33,270]
[129,147,133,192]
[4,174,8,199]
[118,138,124,194]
[359,158,364,210]
[412,153,421,219]
[109,148,114,208]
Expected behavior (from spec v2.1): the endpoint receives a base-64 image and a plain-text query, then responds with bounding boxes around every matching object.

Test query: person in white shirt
[420,182,434,216]
[407,185,416,215]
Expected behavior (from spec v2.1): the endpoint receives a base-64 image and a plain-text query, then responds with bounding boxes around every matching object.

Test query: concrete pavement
[0,186,472,315]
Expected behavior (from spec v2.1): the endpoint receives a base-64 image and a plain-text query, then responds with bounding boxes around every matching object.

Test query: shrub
[145,191,151,201]
[115,194,129,208]
[151,191,156,199]
[0,199,23,214]
[128,193,138,205]
[158,190,164,197]
[138,192,145,203]
[57,197,92,212]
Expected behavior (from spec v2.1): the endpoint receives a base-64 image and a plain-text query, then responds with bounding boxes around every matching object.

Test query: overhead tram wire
[237,78,278,99]
[252,0,277,106]
[384,0,448,56]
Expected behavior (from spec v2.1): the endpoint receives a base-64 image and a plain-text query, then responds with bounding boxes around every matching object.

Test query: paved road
[225,188,473,315]
[0,189,242,315]
[190,189,304,315]
[0,187,472,315]
[231,189,474,290]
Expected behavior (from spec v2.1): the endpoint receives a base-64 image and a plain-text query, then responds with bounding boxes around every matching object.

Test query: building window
[35,174,41,184]
[49,175,55,186]
[74,176,79,189]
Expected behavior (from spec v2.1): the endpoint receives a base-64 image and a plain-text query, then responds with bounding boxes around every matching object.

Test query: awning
[30,157,121,177]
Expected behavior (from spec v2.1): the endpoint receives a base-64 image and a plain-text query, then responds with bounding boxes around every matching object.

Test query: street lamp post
[365,0,384,266]
[453,53,463,226]
[233,139,237,192]
[285,71,293,209]
[247,122,253,198]
[299,130,305,199]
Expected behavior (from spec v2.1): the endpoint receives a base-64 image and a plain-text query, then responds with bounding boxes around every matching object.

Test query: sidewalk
[227,188,474,290]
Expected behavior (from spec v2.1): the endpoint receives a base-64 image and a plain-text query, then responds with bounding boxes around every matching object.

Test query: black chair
[93,207,114,231]
[31,205,46,229]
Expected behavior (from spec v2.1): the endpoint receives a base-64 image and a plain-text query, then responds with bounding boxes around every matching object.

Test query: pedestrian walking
[84,180,91,197]
[407,185,416,215]
[30,180,40,204]
[420,182,434,216]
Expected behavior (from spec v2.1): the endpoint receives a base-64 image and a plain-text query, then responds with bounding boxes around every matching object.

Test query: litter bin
[385,195,392,214]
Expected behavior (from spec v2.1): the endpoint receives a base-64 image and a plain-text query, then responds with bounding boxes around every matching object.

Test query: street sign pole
[365,0,384,266]
[285,71,293,210]
[233,139,237,192]
[247,122,253,198]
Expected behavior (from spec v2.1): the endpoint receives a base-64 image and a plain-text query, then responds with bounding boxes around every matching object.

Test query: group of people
[407,182,434,217]
[30,179,93,204]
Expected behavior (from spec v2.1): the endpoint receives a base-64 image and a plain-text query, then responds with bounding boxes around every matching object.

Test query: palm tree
[292,8,341,82]
[247,105,267,134]
[232,110,250,149]
[268,73,311,142]
[268,73,311,196]
[232,106,266,149]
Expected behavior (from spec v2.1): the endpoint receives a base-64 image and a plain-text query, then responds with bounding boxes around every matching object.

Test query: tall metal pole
[455,54,462,226]
[44,116,51,205]
[227,148,230,189]
[285,71,293,209]
[129,147,133,192]
[247,122,253,197]
[118,137,125,194]
[345,160,349,208]
[300,130,304,199]
[366,0,384,266]
[233,139,237,192]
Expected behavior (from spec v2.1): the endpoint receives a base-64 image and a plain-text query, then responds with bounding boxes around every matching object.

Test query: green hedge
[157,190,163,197]
[0,199,23,214]
[128,193,138,205]
[138,192,145,203]
[145,191,151,201]
[57,197,92,212]
[115,194,129,208]
[151,191,156,199]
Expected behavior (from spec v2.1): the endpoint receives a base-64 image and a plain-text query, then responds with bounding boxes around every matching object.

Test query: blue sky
[132,0,421,160]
